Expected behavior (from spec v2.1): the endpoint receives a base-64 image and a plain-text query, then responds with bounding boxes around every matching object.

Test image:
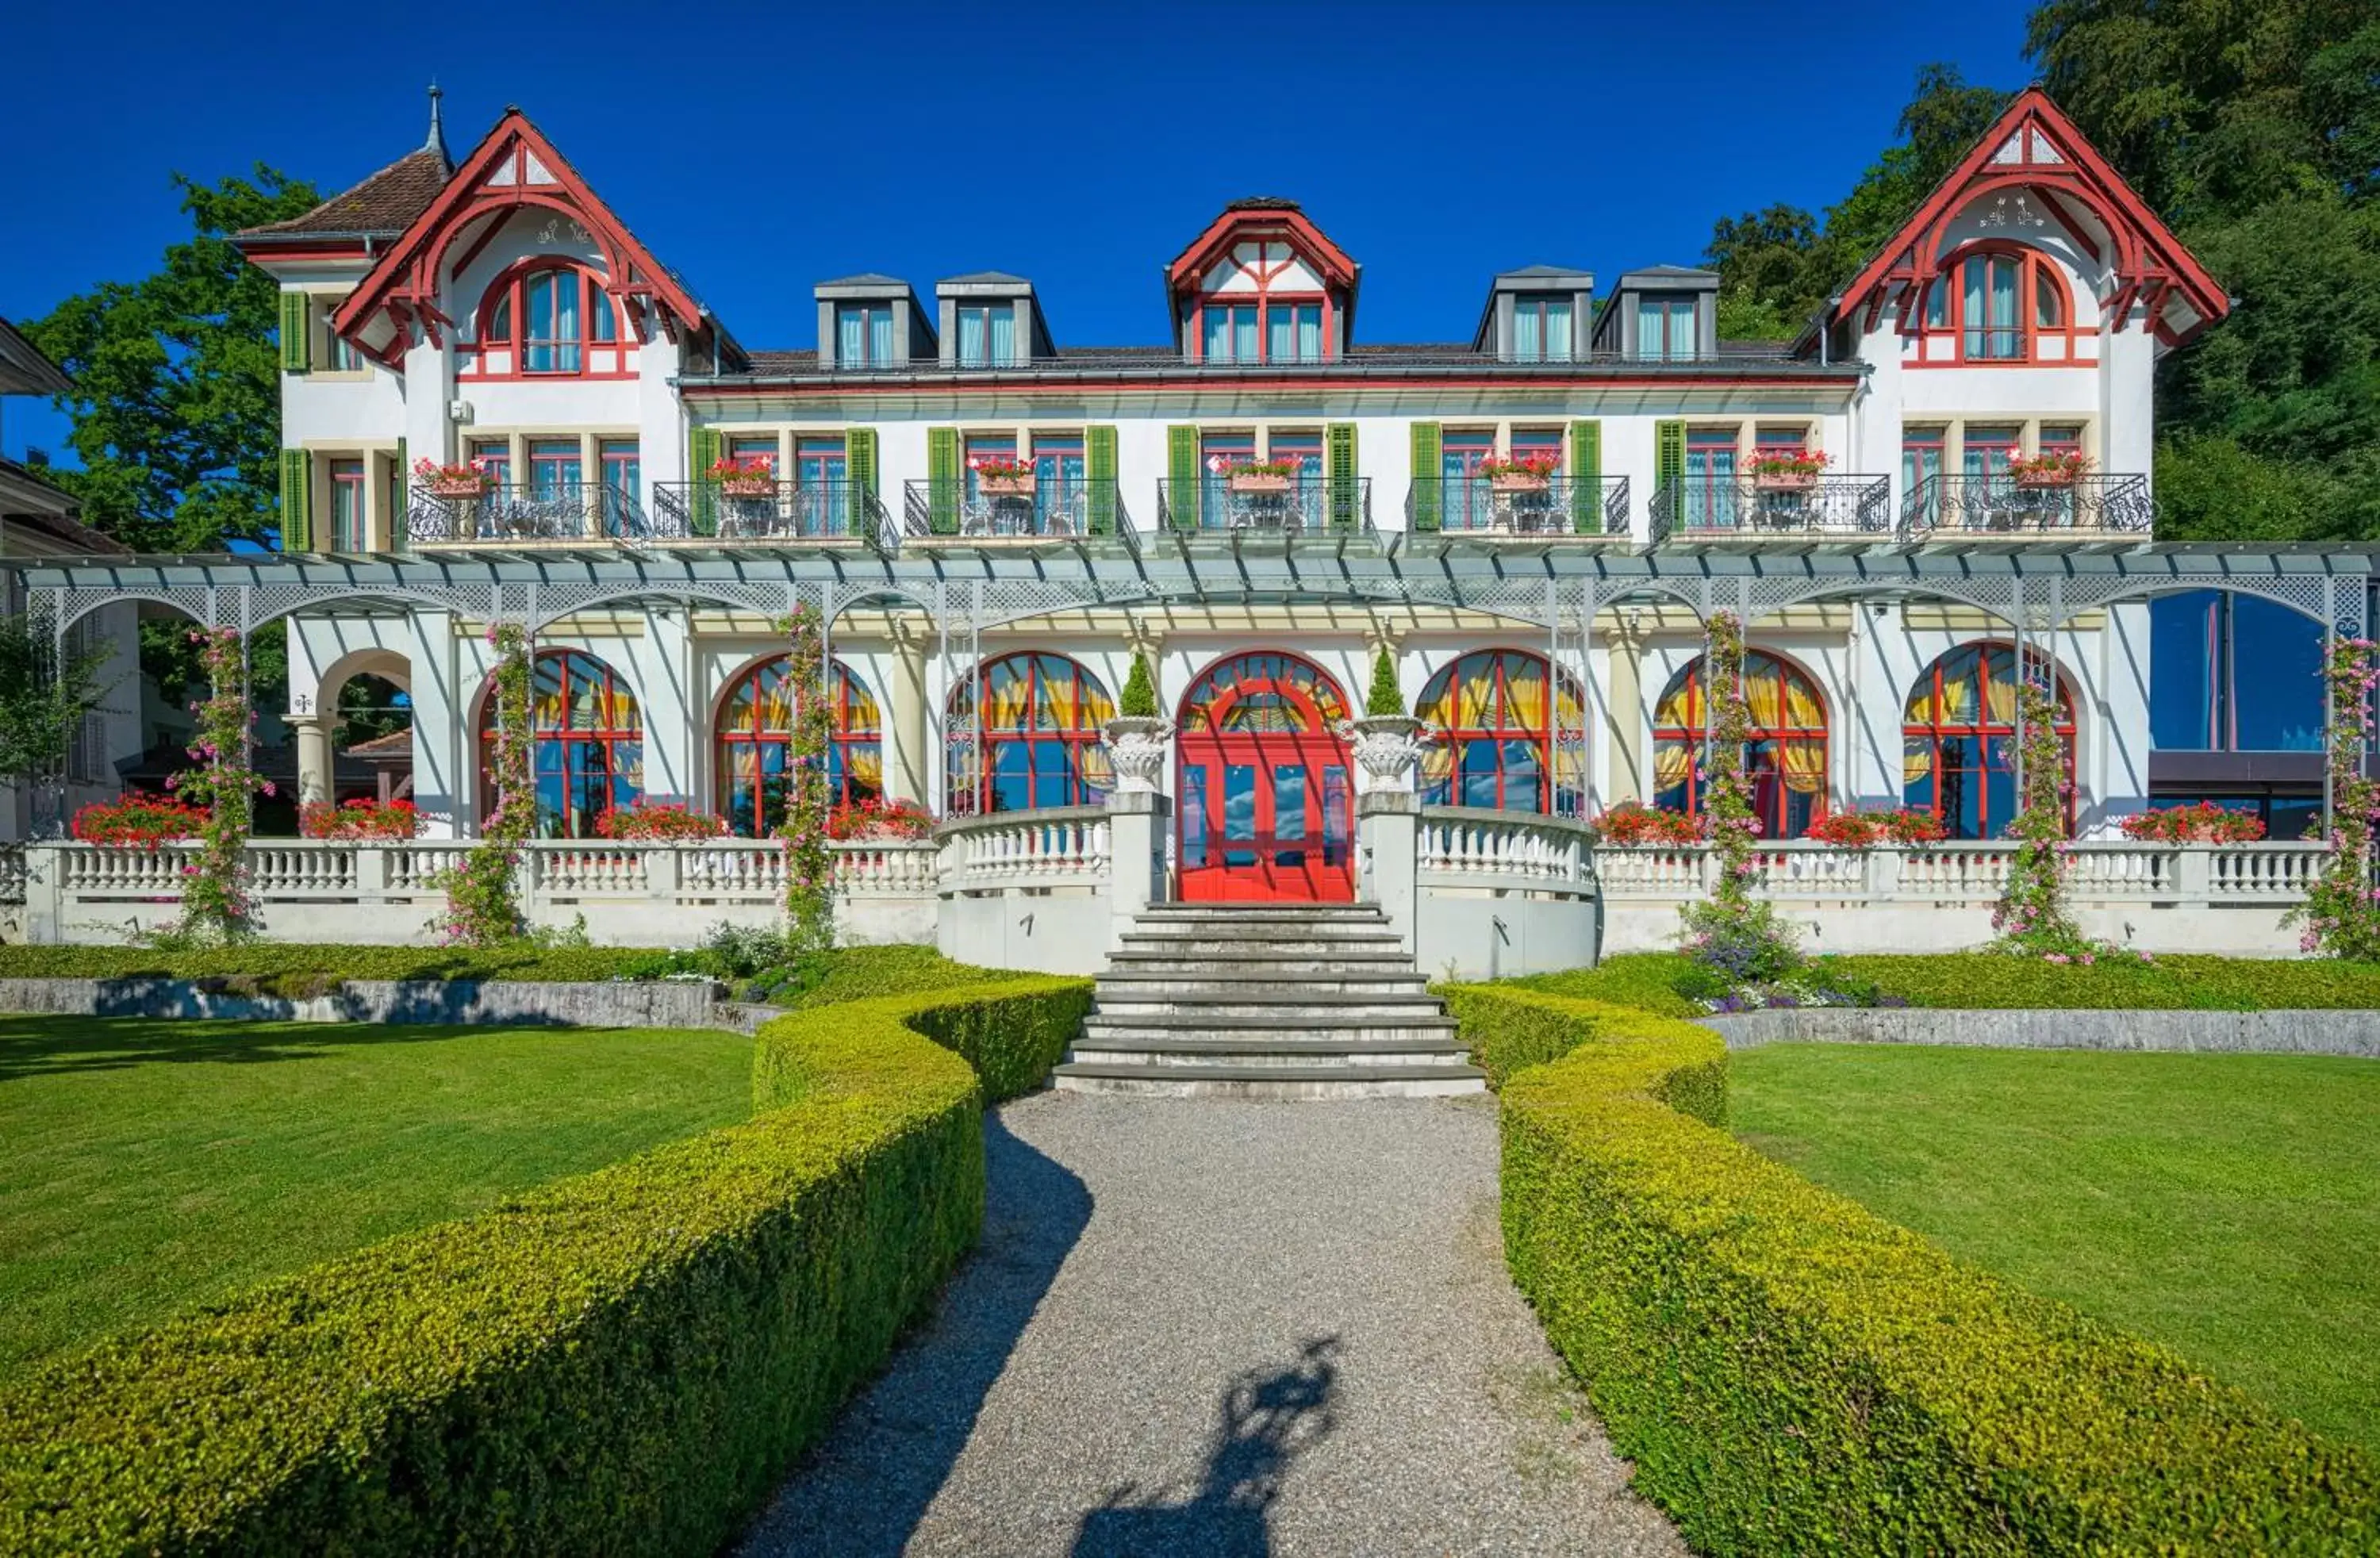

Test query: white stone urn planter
[1100,716,1173,795]
[1337,715,1427,795]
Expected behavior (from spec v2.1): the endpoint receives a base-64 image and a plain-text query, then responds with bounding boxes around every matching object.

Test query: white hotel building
[121,85,2354,915]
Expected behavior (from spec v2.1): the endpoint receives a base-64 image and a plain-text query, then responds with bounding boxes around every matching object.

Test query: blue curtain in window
[989,307,1015,365]
[958,309,986,366]
[553,279,578,373]
[1205,309,1233,362]
[1515,308,1543,362]
[1635,303,1661,359]
[1545,301,1572,359]
[839,308,866,366]
[1296,305,1321,362]
[869,309,893,366]
[1234,309,1257,363]
[1269,308,1295,364]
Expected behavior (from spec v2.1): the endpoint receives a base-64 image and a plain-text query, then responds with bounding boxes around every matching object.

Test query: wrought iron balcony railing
[1154,476,1371,535]
[408,483,643,545]
[644,480,896,550]
[1899,474,2155,539]
[1404,475,1630,537]
[900,479,1134,547]
[1647,474,1893,545]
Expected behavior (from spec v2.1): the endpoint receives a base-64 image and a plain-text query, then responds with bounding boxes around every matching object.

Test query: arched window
[1903,643,2075,838]
[1416,649,1586,815]
[1919,246,2076,365]
[946,653,1115,815]
[470,263,621,377]
[715,656,881,837]
[1653,650,1829,839]
[478,649,642,838]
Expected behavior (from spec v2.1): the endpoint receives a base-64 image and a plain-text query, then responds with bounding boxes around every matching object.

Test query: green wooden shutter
[847,428,879,539]
[1085,424,1117,535]
[1167,424,1199,531]
[1655,420,1686,534]
[686,426,721,537]
[392,438,406,552]
[1326,422,1358,533]
[1409,422,1442,531]
[278,292,311,373]
[1568,420,1602,533]
[926,427,959,534]
[279,449,313,552]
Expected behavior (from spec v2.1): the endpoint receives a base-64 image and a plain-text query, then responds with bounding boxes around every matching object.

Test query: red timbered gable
[330,109,708,370]
[1831,88,2227,348]
[1167,198,1361,361]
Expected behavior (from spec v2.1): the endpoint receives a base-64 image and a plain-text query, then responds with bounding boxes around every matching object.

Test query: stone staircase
[1051,904,1487,1099]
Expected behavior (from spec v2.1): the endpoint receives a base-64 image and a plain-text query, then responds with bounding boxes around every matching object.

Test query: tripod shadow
[1072,1335,1342,1558]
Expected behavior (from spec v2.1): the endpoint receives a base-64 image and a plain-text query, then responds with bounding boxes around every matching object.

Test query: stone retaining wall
[0,977,722,1029]
[1702,1007,2380,1057]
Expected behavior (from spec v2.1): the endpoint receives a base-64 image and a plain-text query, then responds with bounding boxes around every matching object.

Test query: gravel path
[737,1092,1682,1557]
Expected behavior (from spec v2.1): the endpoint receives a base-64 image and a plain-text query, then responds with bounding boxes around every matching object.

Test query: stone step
[1104,949,1418,972]
[1116,936,1407,959]
[1050,1062,1486,1099]
[1092,993,1447,1020]
[1081,1018,1461,1048]
[1133,908,1390,926]
[1094,975,1435,1001]
[1067,1037,1473,1069]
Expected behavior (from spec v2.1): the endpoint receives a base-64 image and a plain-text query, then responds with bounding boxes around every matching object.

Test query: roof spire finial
[424,82,450,169]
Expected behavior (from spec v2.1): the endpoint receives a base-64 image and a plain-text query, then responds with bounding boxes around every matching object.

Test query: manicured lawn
[1730,1043,2380,1454]
[0,1016,752,1381]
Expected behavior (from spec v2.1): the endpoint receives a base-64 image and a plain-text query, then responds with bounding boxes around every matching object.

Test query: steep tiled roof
[240,148,451,238]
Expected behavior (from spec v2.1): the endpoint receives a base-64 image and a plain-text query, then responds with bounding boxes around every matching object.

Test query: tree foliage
[0,611,109,785]
[1702,2,2380,540]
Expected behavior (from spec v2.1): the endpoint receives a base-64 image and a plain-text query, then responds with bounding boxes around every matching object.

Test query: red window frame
[946,652,1116,815]
[1912,244,2081,367]
[1902,642,2075,839]
[715,654,881,837]
[462,260,633,382]
[1416,648,1586,815]
[477,648,643,838]
[1652,650,1829,841]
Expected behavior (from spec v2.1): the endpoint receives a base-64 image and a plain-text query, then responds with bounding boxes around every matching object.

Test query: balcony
[407,483,641,547]
[1899,474,2155,541]
[643,481,896,551]
[900,480,1135,548]
[1155,477,1372,537]
[1404,476,1630,540]
[1647,475,1893,546]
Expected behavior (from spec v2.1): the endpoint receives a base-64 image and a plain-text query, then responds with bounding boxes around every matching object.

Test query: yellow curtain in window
[1779,735,1826,793]
[1904,736,1934,785]
[846,741,883,789]
[1781,669,1822,730]
[1983,657,2016,726]
[1503,655,1545,730]
[1421,739,1453,787]
[1654,737,1695,788]
[982,662,1031,731]
[1654,673,1699,731]
[1743,658,1784,729]
[1457,659,1497,728]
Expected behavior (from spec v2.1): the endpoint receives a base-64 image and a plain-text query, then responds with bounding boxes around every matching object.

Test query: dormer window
[1511,295,1573,362]
[955,303,1017,366]
[1200,301,1322,364]
[1637,295,1697,361]
[837,303,896,366]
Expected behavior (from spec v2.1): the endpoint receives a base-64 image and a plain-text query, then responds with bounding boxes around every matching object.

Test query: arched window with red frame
[1652,650,1829,839]
[715,656,882,837]
[1917,244,2075,364]
[478,649,642,838]
[466,261,624,378]
[1903,643,2075,838]
[946,653,1115,815]
[1416,649,1587,815]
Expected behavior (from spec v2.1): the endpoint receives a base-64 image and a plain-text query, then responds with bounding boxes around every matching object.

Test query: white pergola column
[885,617,931,807]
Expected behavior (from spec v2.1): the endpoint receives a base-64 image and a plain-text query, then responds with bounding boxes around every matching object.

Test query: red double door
[1177,654,1355,902]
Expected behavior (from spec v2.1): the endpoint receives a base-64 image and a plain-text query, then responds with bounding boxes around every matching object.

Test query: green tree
[26,167,317,708]
[0,609,111,786]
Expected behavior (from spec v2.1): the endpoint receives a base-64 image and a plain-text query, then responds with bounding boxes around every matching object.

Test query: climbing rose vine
[1990,669,2096,957]
[2287,638,2380,958]
[776,604,835,956]
[432,624,534,945]
[164,627,274,941]
[1679,611,1799,984]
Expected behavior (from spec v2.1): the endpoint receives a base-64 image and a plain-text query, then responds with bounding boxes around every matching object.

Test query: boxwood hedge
[0,975,1092,1556]
[1457,984,2380,1553]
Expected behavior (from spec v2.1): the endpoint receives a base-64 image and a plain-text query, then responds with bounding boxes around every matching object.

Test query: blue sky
[0,0,2036,462]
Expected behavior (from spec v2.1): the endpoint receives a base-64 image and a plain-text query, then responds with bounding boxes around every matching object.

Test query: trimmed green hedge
[1464,984,2380,1552]
[0,975,1092,1556]
[1522,950,2380,1014]
[0,942,662,994]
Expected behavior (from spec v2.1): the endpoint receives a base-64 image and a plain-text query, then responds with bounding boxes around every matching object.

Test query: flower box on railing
[977,472,1036,497]
[1752,470,1821,492]
[1227,471,1292,494]
[2011,470,2082,489]
[426,482,489,501]
[719,478,776,498]
[1489,473,1552,493]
